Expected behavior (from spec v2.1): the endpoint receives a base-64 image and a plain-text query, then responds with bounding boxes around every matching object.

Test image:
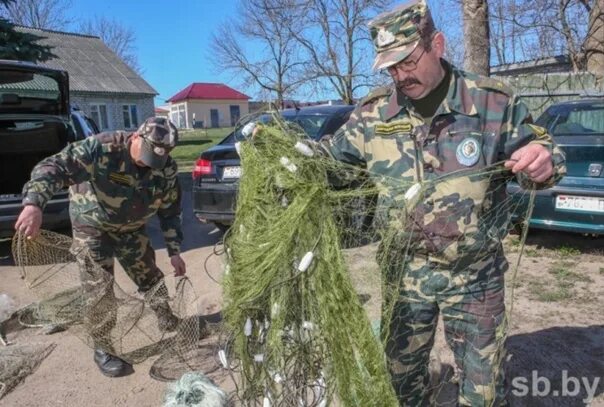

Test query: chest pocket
[366,132,417,180]
[435,130,487,173]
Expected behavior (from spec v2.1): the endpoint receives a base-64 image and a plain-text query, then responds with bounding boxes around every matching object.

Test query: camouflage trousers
[72,224,164,291]
[383,253,507,406]
[71,224,165,351]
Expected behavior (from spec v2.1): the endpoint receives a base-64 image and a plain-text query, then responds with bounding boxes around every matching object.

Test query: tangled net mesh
[11,230,205,382]
[219,116,535,406]
[0,342,56,400]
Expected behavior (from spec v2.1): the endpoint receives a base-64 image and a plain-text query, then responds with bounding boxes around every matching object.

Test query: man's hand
[14,205,43,238]
[170,254,186,277]
[504,144,553,183]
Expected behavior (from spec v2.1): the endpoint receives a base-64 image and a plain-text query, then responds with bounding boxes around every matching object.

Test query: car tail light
[193,158,212,179]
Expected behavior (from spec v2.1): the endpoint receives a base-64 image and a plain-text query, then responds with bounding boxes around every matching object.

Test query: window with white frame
[90,104,109,130]
[122,104,139,129]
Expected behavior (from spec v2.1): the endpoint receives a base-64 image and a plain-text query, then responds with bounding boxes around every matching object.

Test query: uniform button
[424,164,433,173]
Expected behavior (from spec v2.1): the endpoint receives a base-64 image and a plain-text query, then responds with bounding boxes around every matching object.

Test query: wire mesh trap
[0,343,56,400]
[12,230,207,376]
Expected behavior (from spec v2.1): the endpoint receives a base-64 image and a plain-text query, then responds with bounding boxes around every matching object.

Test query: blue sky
[67,1,456,106]
[69,0,243,106]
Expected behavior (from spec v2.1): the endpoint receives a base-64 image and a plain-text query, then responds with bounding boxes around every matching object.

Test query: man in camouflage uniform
[325,0,566,405]
[15,117,185,377]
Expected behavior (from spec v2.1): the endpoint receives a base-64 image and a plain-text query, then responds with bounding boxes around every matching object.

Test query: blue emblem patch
[456,138,481,167]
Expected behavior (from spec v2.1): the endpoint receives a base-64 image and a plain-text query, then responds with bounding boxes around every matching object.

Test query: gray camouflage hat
[368,0,433,71]
[137,117,178,169]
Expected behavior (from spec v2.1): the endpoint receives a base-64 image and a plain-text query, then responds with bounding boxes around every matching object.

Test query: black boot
[93,349,133,377]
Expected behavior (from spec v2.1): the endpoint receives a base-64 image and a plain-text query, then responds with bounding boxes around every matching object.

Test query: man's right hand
[15,205,43,238]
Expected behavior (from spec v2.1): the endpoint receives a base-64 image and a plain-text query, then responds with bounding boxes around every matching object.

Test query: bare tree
[79,17,141,74]
[210,0,304,108]
[282,0,391,105]
[431,0,465,67]
[463,0,490,75]
[583,0,604,82]
[488,0,591,69]
[0,0,71,30]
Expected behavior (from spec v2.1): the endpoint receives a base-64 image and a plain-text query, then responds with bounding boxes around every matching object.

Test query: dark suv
[0,60,76,237]
[192,105,355,231]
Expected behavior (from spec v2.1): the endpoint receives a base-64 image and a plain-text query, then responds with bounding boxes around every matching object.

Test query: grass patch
[523,247,539,257]
[531,261,593,302]
[557,245,580,257]
[529,281,574,302]
[535,286,574,302]
[171,128,233,172]
[549,261,592,283]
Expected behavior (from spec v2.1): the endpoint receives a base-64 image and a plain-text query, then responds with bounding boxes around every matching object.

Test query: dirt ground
[1,191,603,406]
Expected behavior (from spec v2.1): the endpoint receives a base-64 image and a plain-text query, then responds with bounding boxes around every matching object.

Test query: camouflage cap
[137,117,178,169]
[368,0,433,71]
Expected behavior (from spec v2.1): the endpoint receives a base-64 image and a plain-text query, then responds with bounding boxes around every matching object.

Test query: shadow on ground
[432,325,604,406]
[524,229,602,255]
[505,325,604,406]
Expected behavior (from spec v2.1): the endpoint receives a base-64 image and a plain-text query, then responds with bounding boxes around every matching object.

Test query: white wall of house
[169,99,249,128]
[71,94,155,132]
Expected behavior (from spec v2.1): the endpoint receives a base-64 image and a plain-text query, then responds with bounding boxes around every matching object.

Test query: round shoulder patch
[456,138,481,167]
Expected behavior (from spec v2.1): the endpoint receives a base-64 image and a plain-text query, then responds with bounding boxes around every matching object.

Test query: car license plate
[223,166,241,179]
[555,195,604,213]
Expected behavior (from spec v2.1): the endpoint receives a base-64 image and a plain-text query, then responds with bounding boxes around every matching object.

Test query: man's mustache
[397,78,421,88]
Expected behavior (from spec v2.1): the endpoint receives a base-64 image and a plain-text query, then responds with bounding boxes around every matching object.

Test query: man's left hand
[170,255,186,277]
[504,144,553,183]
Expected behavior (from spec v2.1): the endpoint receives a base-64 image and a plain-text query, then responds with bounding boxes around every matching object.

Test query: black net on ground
[217,119,536,406]
[0,343,56,400]
[12,230,205,379]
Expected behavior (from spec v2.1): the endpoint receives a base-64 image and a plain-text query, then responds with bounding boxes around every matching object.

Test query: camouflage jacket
[327,62,566,264]
[22,132,183,256]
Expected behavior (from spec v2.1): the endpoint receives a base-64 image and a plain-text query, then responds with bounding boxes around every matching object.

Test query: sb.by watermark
[511,370,601,404]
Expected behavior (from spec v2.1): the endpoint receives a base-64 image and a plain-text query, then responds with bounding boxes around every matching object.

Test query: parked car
[507,98,604,235]
[0,60,76,237]
[192,105,355,231]
[71,105,99,139]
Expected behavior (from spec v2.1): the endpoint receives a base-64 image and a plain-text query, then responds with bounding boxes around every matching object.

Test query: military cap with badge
[368,0,434,70]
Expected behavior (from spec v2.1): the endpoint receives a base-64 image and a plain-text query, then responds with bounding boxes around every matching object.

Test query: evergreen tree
[0,0,55,62]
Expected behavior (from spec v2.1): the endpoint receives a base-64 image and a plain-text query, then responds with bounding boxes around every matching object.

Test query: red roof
[167,83,250,103]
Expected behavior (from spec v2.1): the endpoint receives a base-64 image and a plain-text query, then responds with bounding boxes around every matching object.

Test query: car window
[289,115,329,139]
[71,113,85,139]
[0,71,62,115]
[221,114,275,144]
[220,110,352,144]
[320,109,354,138]
[85,116,100,134]
[548,105,604,136]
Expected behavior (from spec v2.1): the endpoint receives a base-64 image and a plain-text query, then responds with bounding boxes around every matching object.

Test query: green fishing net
[219,117,535,406]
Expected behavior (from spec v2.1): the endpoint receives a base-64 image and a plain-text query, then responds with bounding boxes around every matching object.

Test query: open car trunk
[0,118,70,195]
[0,60,72,236]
